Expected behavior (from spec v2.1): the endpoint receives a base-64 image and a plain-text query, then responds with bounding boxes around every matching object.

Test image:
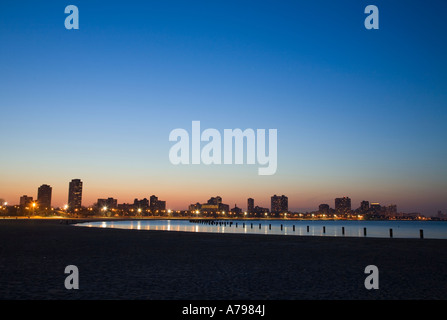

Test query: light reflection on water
[74,219,447,239]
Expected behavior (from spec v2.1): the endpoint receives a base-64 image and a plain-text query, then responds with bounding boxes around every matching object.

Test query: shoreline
[76,218,447,240]
[0,219,446,300]
[1,215,444,222]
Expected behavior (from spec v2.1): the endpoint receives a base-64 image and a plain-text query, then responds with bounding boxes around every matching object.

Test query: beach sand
[0,219,445,300]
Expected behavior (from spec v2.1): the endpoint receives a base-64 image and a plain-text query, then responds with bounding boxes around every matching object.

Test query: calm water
[75,219,447,239]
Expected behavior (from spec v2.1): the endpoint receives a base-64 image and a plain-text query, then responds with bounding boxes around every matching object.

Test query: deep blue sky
[1,1,446,214]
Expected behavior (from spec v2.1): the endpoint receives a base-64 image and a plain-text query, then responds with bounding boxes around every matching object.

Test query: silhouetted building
[252,206,270,217]
[231,204,242,216]
[189,202,202,211]
[19,195,33,207]
[370,203,381,214]
[134,198,149,210]
[97,198,117,209]
[319,204,330,214]
[37,184,52,210]
[385,204,397,217]
[207,196,222,205]
[118,203,134,212]
[360,201,370,213]
[150,195,158,211]
[335,197,351,215]
[68,179,83,211]
[157,200,166,211]
[193,196,229,214]
[247,198,254,213]
[149,195,167,213]
[271,195,288,214]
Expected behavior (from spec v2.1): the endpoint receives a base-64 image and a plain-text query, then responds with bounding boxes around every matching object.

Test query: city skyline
[1,1,446,216]
[2,178,439,216]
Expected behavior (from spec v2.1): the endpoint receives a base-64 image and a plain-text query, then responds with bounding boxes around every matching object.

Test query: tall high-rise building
[150,195,158,211]
[37,184,52,209]
[247,198,254,213]
[68,179,83,211]
[271,195,288,214]
[335,197,351,215]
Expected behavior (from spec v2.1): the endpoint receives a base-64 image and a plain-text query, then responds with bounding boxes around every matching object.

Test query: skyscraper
[150,195,159,212]
[271,195,288,215]
[247,198,254,213]
[335,197,351,215]
[37,184,52,210]
[68,179,83,211]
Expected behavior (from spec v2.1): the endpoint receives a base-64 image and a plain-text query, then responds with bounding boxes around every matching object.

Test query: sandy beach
[0,219,446,300]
